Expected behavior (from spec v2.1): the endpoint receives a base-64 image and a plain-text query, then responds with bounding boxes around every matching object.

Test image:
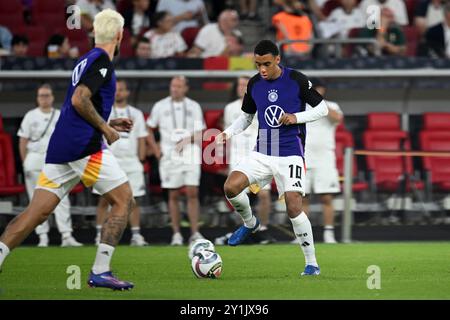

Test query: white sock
[131,227,140,236]
[62,232,71,239]
[92,243,115,274]
[96,225,102,236]
[0,241,11,270]
[290,212,318,267]
[227,191,256,228]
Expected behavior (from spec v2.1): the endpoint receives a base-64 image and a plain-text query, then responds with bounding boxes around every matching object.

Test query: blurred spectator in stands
[422,1,450,58]
[187,9,241,57]
[415,0,445,36]
[326,0,365,38]
[224,33,244,56]
[156,0,209,33]
[142,11,188,58]
[0,25,12,54]
[274,0,326,21]
[123,0,152,46]
[359,0,409,26]
[135,36,151,58]
[76,0,116,32]
[272,0,314,57]
[45,34,79,59]
[239,0,259,21]
[11,35,29,57]
[357,7,406,56]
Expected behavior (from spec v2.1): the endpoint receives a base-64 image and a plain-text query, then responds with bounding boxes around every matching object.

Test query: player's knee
[128,197,136,215]
[186,188,198,200]
[321,194,333,206]
[223,181,240,198]
[285,193,303,217]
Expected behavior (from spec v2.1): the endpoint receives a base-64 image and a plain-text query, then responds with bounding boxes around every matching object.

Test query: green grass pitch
[1,242,449,300]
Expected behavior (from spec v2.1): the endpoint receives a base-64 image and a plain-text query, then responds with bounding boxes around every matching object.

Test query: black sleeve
[290,70,323,108]
[78,53,112,95]
[241,76,258,114]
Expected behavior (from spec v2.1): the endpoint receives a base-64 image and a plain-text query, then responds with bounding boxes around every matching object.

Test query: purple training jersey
[46,47,116,164]
[241,66,323,158]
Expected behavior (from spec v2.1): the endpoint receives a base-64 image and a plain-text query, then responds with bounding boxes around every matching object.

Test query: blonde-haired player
[0,9,136,290]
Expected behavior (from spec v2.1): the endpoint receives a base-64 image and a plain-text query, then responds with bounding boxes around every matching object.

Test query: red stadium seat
[422,112,450,131]
[403,26,419,56]
[203,109,224,129]
[0,133,26,197]
[203,57,231,91]
[404,0,418,26]
[181,27,201,49]
[419,130,450,192]
[0,13,26,33]
[201,110,227,175]
[33,13,67,31]
[0,0,23,13]
[32,0,65,14]
[27,41,46,57]
[363,130,423,192]
[335,129,368,192]
[120,28,134,58]
[14,25,48,43]
[367,112,401,131]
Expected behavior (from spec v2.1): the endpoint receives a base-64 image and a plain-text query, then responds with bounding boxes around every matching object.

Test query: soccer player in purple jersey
[0,9,135,290]
[216,40,329,276]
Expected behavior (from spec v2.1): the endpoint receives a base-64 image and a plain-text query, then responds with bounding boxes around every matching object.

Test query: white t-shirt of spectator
[143,29,187,58]
[445,23,450,58]
[360,0,409,26]
[76,0,116,20]
[18,107,60,154]
[305,100,343,169]
[224,99,259,167]
[17,107,60,171]
[147,96,206,165]
[156,0,208,33]
[108,105,148,172]
[426,3,444,28]
[327,7,365,38]
[132,12,150,36]
[194,23,242,58]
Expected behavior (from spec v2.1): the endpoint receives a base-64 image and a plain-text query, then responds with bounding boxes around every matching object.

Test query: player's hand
[103,126,120,145]
[175,136,191,153]
[214,132,229,145]
[153,146,162,160]
[278,113,297,126]
[109,118,133,132]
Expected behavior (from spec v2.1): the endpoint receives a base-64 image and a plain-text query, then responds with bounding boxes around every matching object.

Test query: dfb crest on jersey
[267,89,278,102]
[264,105,285,128]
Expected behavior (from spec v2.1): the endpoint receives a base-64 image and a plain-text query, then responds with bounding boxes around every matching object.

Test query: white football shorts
[36,149,128,199]
[158,158,201,189]
[232,151,305,199]
[304,166,341,195]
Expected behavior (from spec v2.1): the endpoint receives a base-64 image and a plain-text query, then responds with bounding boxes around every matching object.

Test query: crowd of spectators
[0,0,450,60]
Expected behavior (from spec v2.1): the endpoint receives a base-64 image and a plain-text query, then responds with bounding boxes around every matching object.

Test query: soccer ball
[188,238,215,260]
[191,250,223,279]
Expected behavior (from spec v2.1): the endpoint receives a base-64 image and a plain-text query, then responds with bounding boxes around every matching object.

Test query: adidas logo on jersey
[99,68,108,78]
[292,181,302,188]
